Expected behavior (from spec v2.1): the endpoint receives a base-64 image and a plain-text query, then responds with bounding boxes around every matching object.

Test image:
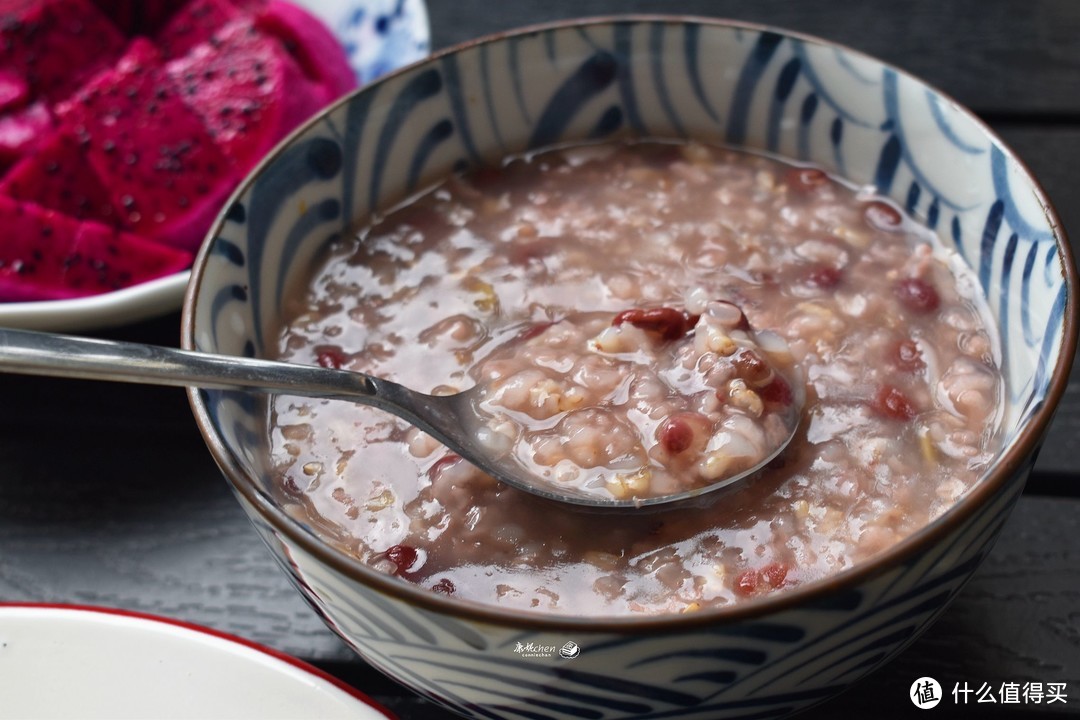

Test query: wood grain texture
[424,0,1080,116]
[2,430,1074,716]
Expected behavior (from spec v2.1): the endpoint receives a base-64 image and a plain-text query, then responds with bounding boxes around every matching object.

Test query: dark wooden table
[2,1,1078,718]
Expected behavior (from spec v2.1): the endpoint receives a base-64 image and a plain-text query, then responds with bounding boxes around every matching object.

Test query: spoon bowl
[0,324,801,508]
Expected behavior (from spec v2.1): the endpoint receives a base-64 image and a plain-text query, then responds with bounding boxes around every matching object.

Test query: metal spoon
[0,326,801,508]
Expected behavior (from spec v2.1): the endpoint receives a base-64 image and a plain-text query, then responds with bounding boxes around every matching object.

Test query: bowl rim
[182,14,1079,633]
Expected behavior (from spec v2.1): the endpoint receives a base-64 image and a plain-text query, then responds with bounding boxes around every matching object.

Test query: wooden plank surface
[425,0,1080,117]
[1,425,1076,714]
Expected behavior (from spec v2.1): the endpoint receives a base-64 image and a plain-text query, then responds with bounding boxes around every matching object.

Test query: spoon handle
[0,327,378,402]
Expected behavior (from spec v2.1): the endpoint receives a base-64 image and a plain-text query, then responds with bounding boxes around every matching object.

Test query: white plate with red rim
[0,0,430,333]
[0,604,396,719]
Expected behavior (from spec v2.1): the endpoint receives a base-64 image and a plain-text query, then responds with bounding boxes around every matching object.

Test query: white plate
[0,604,395,720]
[0,0,431,333]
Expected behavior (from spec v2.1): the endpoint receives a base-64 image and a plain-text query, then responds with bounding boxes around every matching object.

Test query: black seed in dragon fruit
[56,38,238,251]
[0,195,191,301]
[1,127,117,223]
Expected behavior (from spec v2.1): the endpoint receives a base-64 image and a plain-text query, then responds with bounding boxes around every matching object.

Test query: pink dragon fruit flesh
[0,0,358,302]
[57,38,240,251]
[154,0,259,60]
[0,195,192,301]
[166,18,327,172]
[0,0,127,103]
[254,1,357,105]
[1,126,117,223]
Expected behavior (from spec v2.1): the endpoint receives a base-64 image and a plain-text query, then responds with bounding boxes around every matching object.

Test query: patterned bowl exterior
[184,17,1077,720]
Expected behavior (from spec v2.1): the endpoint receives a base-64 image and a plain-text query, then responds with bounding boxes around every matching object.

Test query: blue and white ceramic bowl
[183,18,1078,720]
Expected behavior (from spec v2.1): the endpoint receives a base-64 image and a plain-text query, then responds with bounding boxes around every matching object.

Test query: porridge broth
[270,141,1003,615]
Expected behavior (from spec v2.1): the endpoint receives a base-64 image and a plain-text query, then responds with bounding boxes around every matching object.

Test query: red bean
[787,167,828,192]
[872,385,917,421]
[734,569,760,597]
[893,338,926,371]
[384,544,419,575]
[733,349,772,385]
[804,264,843,289]
[657,416,695,454]
[895,277,941,313]
[864,200,903,230]
[759,375,794,406]
[427,453,462,479]
[516,321,554,342]
[613,307,699,340]
[735,563,790,596]
[315,347,347,369]
[762,562,789,589]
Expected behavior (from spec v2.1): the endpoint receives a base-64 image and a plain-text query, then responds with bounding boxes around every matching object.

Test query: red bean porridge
[270,141,1003,615]
[467,304,803,503]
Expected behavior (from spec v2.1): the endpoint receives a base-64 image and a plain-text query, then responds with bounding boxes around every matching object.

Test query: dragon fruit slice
[254,1,357,104]
[56,38,238,251]
[155,0,258,59]
[0,0,127,104]
[165,18,326,171]
[0,127,117,223]
[0,0,359,302]
[0,196,191,301]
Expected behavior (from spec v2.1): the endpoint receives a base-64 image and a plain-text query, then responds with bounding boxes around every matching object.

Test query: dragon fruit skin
[166,19,327,172]
[256,1,358,105]
[0,0,127,104]
[56,39,240,252]
[0,126,117,223]
[0,195,191,301]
